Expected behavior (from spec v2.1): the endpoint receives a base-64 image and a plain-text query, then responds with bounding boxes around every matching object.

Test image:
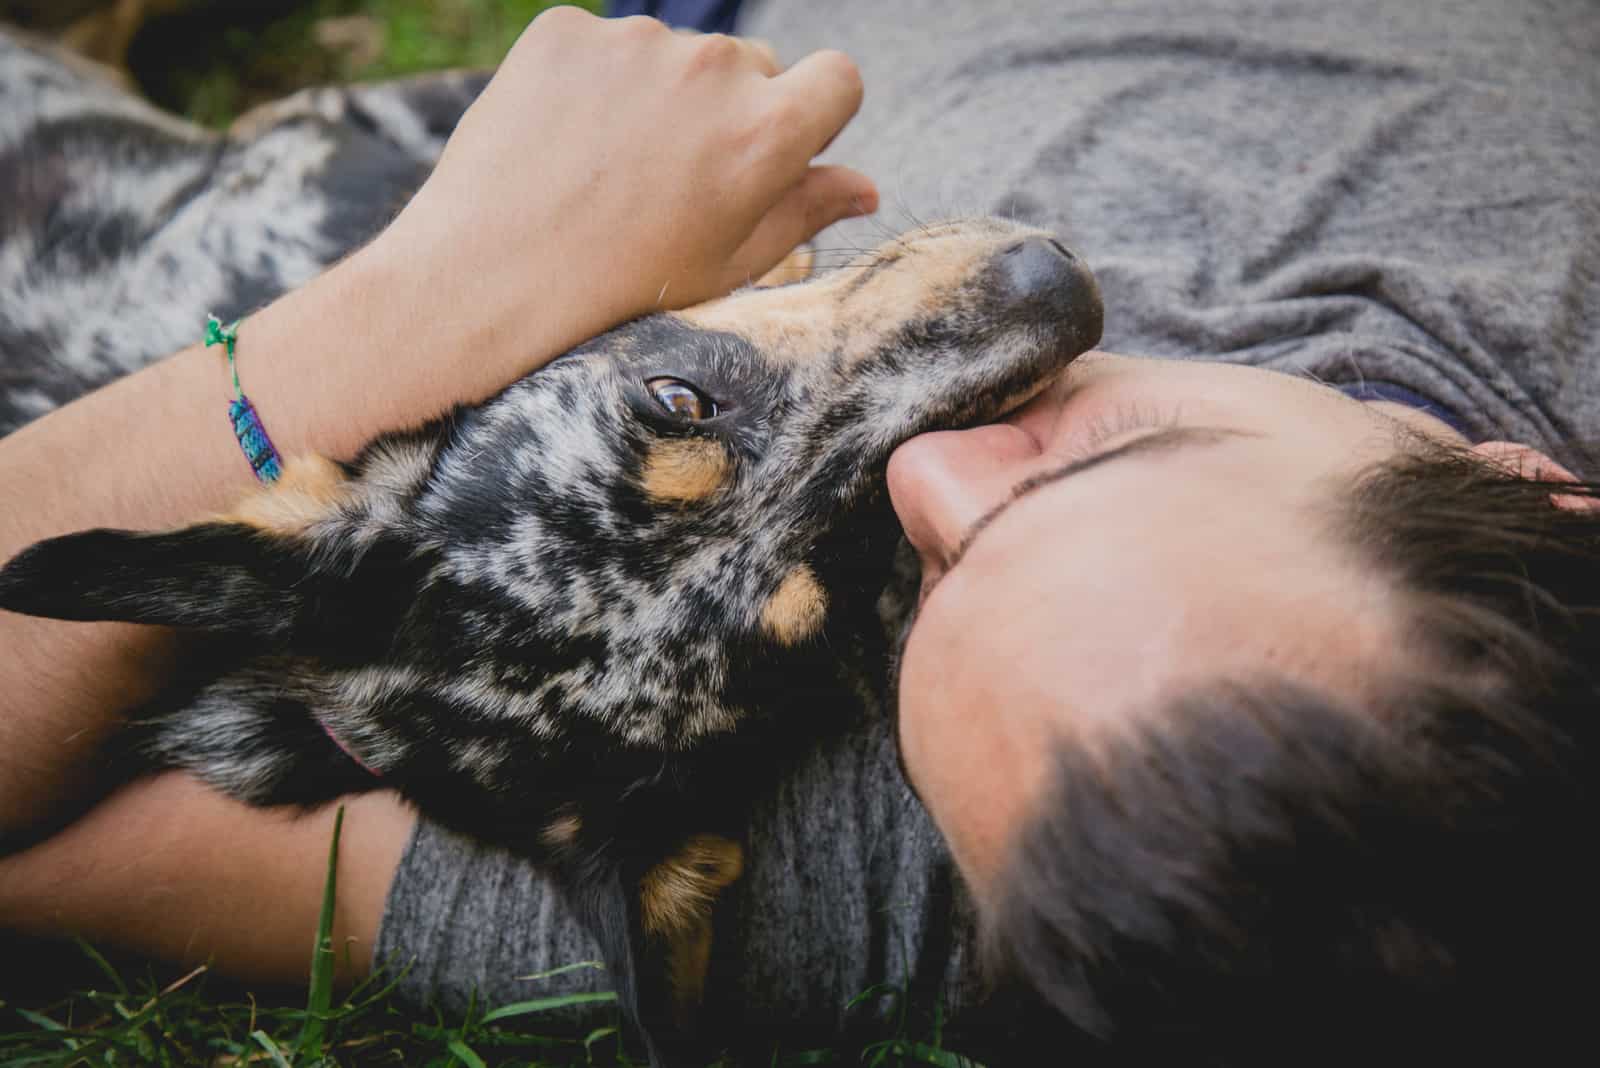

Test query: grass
[124,0,605,128]
[1,807,988,1066]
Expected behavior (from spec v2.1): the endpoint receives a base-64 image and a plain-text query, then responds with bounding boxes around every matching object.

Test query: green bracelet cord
[204,314,244,398]
[204,314,282,483]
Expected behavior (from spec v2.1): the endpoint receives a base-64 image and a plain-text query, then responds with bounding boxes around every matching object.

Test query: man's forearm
[0,245,386,835]
[0,238,595,836]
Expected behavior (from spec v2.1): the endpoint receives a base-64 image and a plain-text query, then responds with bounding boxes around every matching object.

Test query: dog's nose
[998,236,1081,301]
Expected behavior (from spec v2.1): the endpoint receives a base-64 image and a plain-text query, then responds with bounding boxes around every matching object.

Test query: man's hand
[385,7,876,356]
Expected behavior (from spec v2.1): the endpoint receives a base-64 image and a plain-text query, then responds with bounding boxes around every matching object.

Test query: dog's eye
[647,378,718,420]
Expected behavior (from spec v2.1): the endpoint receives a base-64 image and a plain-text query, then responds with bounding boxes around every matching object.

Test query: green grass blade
[71,935,129,997]
[297,802,345,1058]
[12,1007,64,1032]
[251,1029,295,1068]
[2,1053,81,1068]
[510,960,606,983]
[584,1025,619,1045]
[447,1036,489,1068]
[480,990,617,1023]
[871,1041,988,1068]
[843,983,901,1011]
[342,969,409,1016]
[10,1007,83,1054]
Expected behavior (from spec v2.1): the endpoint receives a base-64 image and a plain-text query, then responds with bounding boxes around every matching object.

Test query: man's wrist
[238,204,647,466]
[374,193,644,387]
[234,233,478,462]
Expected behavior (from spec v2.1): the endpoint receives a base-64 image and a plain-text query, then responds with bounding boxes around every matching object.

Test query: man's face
[886,352,1461,901]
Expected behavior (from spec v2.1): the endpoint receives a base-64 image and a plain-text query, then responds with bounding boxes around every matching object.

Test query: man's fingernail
[851,189,879,216]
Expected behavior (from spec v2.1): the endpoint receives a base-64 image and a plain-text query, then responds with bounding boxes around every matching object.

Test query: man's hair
[983,449,1599,1065]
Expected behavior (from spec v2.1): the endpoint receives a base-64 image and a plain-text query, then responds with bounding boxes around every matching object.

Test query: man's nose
[887,422,1040,573]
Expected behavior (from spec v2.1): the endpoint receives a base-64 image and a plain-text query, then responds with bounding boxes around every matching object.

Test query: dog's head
[0,217,1099,780]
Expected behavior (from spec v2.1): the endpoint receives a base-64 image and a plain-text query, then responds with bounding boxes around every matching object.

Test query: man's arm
[0,774,412,989]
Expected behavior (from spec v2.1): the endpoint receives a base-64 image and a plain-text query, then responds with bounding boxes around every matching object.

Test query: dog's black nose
[998,236,1081,300]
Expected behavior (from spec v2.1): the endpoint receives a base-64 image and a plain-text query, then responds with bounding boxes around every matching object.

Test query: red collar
[317,716,381,777]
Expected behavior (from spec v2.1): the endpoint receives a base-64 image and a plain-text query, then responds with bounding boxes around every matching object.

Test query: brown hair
[982,449,1599,1065]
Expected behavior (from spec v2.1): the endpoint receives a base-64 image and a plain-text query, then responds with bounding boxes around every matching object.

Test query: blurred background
[0,0,601,127]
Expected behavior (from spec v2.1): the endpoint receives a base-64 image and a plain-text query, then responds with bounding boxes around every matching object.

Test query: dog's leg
[120,654,380,806]
[563,832,745,1067]
[639,833,746,1033]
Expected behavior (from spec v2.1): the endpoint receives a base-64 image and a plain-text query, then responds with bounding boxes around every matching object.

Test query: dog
[0,29,1103,1065]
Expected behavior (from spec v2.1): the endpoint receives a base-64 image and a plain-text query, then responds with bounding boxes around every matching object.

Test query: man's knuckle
[816,49,864,100]
[686,32,742,73]
[748,37,781,69]
[616,13,664,37]
[532,3,586,30]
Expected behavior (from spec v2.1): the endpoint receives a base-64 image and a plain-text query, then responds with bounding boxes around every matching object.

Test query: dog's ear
[0,456,420,649]
[0,522,317,636]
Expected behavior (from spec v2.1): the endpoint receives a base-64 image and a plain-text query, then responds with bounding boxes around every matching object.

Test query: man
[3,1,1596,1064]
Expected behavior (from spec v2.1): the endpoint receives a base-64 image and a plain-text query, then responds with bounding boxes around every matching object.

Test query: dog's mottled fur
[0,31,1102,1065]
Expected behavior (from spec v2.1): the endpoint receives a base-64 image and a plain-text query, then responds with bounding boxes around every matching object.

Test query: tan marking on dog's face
[640,438,730,505]
[222,454,348,534]
[677,221,1018,369]
[760,565,827,644]
[639,833,745,937]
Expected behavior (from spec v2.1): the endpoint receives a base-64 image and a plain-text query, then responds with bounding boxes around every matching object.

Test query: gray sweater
[375,0,1600,1049]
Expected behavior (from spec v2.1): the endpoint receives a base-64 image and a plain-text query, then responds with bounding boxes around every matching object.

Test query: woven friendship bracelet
[204,314,282,483]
